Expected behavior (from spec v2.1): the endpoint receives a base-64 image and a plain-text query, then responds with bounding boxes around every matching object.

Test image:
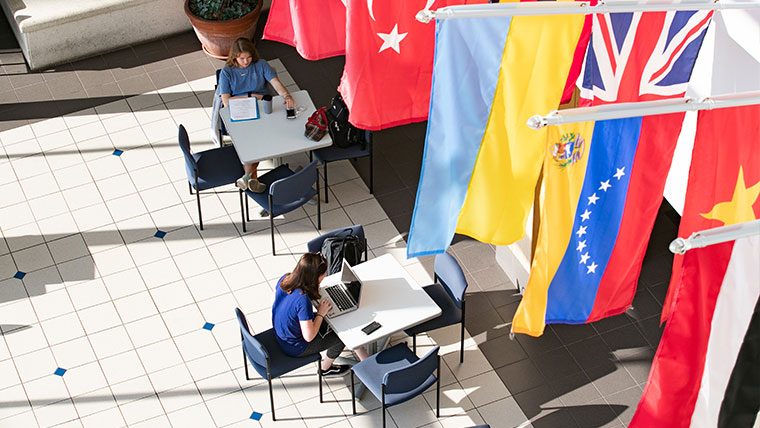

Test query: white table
[324,254,442,350]
[219,90,332,164]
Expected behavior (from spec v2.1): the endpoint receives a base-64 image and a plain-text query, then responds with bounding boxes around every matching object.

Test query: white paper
[229,97,259,121]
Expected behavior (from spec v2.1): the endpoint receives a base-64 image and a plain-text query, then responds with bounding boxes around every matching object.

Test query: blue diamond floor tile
[203,322,215,331]
[154,230,166,239]
[250,412,262,421]
[113,149,123,156]
[54,368,67,376]
[13,271,25,279]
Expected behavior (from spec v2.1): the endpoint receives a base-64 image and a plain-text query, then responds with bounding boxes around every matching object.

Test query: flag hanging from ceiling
[406,11,586,257]
[511,113,685,336]
[662,8,760,322]
[338,0,486,131]
[262,0,347,60]
[629,105,760,427]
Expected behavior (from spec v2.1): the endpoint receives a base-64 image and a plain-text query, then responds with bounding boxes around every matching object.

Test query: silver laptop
[317,260,363,319]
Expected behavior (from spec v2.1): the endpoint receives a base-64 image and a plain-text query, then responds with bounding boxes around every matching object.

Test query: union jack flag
[579,10,713,104]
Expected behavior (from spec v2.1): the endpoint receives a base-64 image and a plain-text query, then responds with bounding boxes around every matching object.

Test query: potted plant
[184,0,263,59]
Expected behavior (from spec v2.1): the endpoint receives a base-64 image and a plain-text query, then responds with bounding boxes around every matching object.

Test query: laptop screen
[340,260,362,303]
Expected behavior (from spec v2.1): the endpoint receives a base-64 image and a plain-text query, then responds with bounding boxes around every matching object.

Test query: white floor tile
[100,266,144,297]
[124,315,170,348]
[2,410,40,428]
[161,304,204,337]
[10,154,49,181]
[71,386,117,418]
[13,348,55,383]
[45,145,86,172]
[0,358,21,389]
[81,224,123,255]
[3,221,44,253]
[80,406,126,428]
[62,183,102,212]
[77,302,122,336]
[4,323,49,356]
[149,280,195,312]
[148,363,194,394]
[0,181,26,207]
[106,193,149,223]
[0,124,34,145]
[72,203,114,232]
[219,260,265,291]
[128,164,170,192]
[51,337,96,370]
[20,171,60,200]
[135,339,183,373]
[233,282,274,316]
[88,325,133,360]
[166,402,217,428]
[67,279,110,311]
[157,385,203,414]
[195,371,241,401]
[184,270,230,301]
[139,183,182,213]
[161,225,204,256]
[23,374,66,409]
[102,112,139,135]
[63,361,108,397]
[197,292,238,324]
[119,393,164,425]
[0,201,35,230]
[47,234,90,264]
[206,390,252,427]
[149,204,194,234]
[185,352,231,383]
[0,385,29,421]
[109,375,154,406]
[87,155,127,182]
[95,173,137,202]
[36,129,74,152]
[30,288,74,321]
[70,121,107,144]
[100,350,146,385]
[40,312,85,346]
[174,329,221,362]
[173,247,218,278]
[77,135,114,163]
[113,291,158,324]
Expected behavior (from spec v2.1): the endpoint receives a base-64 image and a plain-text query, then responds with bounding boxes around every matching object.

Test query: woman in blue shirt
[272,253,369,376]
[218,38,296,193]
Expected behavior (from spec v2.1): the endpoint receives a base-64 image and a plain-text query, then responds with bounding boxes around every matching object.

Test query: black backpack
[320,230,365,275]
[326,94,366,150]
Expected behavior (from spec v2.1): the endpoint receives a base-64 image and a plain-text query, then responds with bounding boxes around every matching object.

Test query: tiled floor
[0,10,680,428]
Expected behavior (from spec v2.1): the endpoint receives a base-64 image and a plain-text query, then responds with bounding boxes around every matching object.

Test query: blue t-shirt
[272,275,314,356]
[218,60,276,97]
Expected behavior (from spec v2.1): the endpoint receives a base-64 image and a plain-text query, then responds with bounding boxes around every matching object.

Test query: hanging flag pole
[669,220,760,254]
[526,91,760,129]
[416,0,760,23]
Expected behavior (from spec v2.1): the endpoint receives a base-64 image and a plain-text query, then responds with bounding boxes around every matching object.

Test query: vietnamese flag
[338,0,485,131]
[263,0,347,60]
[630,105,760,427]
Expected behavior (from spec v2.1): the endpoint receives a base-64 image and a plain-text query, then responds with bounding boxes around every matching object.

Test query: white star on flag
[614,167,626,180]
[588,193,600,205]
[579,253,590,264]
[599,180,611,192]
[577,240,587,252]
[580,209,591,222]
[576,225,587,238]
[586,262,598,274]
[377,24,408,54]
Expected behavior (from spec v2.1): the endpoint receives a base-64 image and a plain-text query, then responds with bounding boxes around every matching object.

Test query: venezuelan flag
[513,113,684,336]
[407,10,586,258]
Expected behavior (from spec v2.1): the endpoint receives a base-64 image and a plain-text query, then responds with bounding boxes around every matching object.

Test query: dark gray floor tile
[178,58,217,82]
[452,243,497,274]
[148,66,188,91]
[634,316,663,349]
[5,63,43,89]
[551,323,598,346]
[483,286,521,309]
[46,74,86,99]
[76,68,117,89]
[494,301,519,324]
[479,334,528,369]
[497,359,546,396]
[647,282,669,305]
[117,74,157,97]
[550,371,603,406]
[628,288,662,321]
[533,348,583,380]
[0,74,11,93]
[600,324,649,352]
[463,291,495,315]
[84,82,123,99]
[591,312,633,334]
[585,364,637,397]
[567,336,615,372]
[516,327,564,358]
[470,263,513,291]
[531,409,581,428]
[14,82,53,103]
[604,385,643,426]
[388,214,411,237]
[568,400,626,428]
[0,88,18,104]
[374,189,415,219]
[513,384,565,420]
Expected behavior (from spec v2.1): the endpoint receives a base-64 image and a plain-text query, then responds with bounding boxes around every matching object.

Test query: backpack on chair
[325,94,366,150]
[320,229,365,275]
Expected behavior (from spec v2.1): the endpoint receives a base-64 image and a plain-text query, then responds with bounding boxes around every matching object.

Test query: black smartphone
[286,108,296,119]
[361,321,381,335]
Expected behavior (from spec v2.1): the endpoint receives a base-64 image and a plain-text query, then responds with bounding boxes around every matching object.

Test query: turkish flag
[263,0,347,60]
[338,0,485,131]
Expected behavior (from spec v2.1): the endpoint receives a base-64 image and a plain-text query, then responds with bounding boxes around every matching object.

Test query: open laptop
[317,260,363,319]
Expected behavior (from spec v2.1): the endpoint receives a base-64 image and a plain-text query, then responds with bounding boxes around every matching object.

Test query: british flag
[579,10,713,104]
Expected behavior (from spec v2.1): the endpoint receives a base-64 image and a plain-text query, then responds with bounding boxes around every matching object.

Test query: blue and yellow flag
[407,12,586,257]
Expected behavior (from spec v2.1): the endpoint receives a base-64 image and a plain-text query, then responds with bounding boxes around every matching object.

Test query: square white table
[219,90,332,164]
[323,254,441,350]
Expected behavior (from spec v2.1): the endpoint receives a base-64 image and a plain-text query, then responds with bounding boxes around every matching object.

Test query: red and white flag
[263,0,347,60]
[630,105,760,427]
[338,0,485,131]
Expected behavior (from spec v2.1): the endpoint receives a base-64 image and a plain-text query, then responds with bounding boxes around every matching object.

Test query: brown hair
[280,253,327,300]
[225,38,260,67]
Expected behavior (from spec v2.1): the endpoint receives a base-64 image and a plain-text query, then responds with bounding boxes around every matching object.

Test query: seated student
[216,37,296,193]
[272,253,369,376]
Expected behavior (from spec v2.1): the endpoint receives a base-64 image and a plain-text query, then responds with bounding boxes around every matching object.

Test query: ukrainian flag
[407,10,586,258]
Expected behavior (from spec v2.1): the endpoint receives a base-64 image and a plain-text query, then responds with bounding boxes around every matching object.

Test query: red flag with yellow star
[631,104,760,428]
[662,105,760,323]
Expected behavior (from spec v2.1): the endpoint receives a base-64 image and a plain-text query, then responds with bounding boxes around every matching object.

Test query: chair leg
[268,377,276,421]
[461,300,466,363]
[188,182,193,195]
[245,195,250,222]
[351,372,356,415]
[369,147,374,194]
[239,190,246,233]
[381,385,386,428]
[436,355,441,417]
[316,172,321,230]
[323,162,329,203]
[269,197,276,255]
[412,334,416,353]
[317,359,324,403]
[195,175,203,231]
[243,348,250,381]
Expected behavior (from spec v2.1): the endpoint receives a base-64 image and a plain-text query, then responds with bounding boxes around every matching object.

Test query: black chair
[235,308,323,421]
[311,130,373,203]
[178,124,245,231]
[244,160,321,254]
[215,69,229,144]
[306,225,368,262]
[351,343,440,428]
[405,252,469,363]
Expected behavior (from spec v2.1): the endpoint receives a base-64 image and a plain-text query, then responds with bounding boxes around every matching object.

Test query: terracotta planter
[184,0,263,59]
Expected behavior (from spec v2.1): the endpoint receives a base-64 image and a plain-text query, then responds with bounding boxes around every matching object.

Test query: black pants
[298,323,345,360]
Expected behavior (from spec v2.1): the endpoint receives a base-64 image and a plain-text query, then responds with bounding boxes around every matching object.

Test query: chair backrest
[235,308,269,369]
[383,346,439,394]
[270,160,318,206]
[434,252,468,309]
[306,225,366,253]
[177,124,198,179]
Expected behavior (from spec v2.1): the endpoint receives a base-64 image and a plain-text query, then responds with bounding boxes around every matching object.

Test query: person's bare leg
[354,347,369,361]
[321,356,336,371]
[243,162,259,178]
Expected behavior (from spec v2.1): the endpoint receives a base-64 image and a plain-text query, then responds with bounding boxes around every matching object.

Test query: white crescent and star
[377,24,408,54]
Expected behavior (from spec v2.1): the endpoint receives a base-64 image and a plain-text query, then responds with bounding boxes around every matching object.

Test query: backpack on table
[325,94,366,150]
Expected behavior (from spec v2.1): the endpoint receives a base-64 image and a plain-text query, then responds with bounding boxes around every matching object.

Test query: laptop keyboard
[325,285,355,312]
